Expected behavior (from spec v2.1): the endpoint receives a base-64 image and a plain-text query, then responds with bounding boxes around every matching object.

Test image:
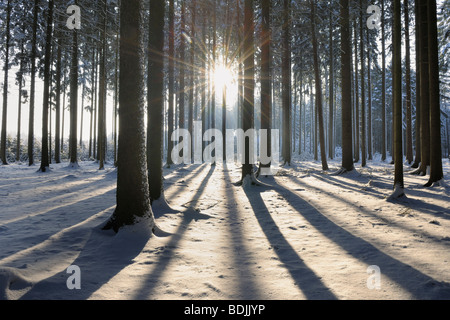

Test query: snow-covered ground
[0,156,449,300]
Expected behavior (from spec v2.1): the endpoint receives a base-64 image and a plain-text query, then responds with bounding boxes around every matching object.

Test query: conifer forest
[0,0,450,302]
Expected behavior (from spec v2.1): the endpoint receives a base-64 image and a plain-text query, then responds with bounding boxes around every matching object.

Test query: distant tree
[39,0,54,172]
[240,0,255,184]
[257,0,272,176]
[281,0,291,166]
[390,0,405,198]
[69,0,79,167]
[166,0,175,167]
[380,0,387,162]
[310,0,328,171]
[339,0,354,173]
[359,0,366,167]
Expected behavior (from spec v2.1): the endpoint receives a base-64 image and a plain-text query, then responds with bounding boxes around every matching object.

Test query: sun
[213,64,235,89]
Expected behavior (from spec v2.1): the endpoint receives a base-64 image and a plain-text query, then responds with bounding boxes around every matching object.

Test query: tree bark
[258,0,272,173]
[1,0,11,165]
[425,0,444,186]
[147,0,166,202]
[381,0,387,161]
[340,0,354,172]
[167,0,175,167]
[69,0,79,166]
[405,0,414,165]
[241,0,255,182]
[282,0,292,166]
[360,0,366,167]
[311,0,328,171]
[417,0,431,176]
[103,0,155,233]
[39,0,54,172]
[392,0,404,195]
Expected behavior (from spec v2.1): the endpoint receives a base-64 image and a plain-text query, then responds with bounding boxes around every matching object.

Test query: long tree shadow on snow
[272,179,450,300]
[21,166,216,300]
[243,184,338,300]
[131,164,215,299]
[223,164,265,299]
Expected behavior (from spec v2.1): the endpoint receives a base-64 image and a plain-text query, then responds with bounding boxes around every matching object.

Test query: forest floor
[1,155,450,300]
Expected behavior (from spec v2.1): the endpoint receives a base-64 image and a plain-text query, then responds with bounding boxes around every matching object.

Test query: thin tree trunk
[147,0,166,203]
[167,0,175,167]
[367,27,373,161]
[360,0,366,167]
[425,0,444,186]
[353,21,360,163]
[311,0,328,171]
[381,0,387,161]
[405,0,414,164]
[412,0,422,168]
[328,8,334,160]
[69,0,79,166]
[391,0,404,196]
[189,1,196,162]
[282,0,292,166]
[340,0,354,172]
[39,0,54,172]
[1,0,11,165]
[16,41,25,162]
[240,0,255,182]
[55,19,62,164]
[258,0,272,174]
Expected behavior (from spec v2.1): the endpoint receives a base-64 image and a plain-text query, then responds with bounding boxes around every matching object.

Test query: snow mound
[0,267,33,300]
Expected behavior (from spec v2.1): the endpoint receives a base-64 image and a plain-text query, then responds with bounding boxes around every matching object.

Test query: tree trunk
[360,0,366,167]
[412,0,422,168]
[367,27,373,161]
[179,1,186,132]
[69,0,79,167]
[16,42,25,162]
[425,0,444,186]
[241,0,255,182]
[328,8,334,160]
[381,0,387,161]
[55,18,62,164]
[405,0,414,165]
[39,0,54,172]
[98,0,108,170]
[353,21,360,163]
[282,0,292,166]
[147,0,166,203]
[340,0,354,172]
[1,0,11,165]
[189,1,196,162]
[391,0,404,197]
[417,0,431,175]
[258,0,272,174]
[311,0,328,171]
[103,0,155,233]
[167,0,175,167]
